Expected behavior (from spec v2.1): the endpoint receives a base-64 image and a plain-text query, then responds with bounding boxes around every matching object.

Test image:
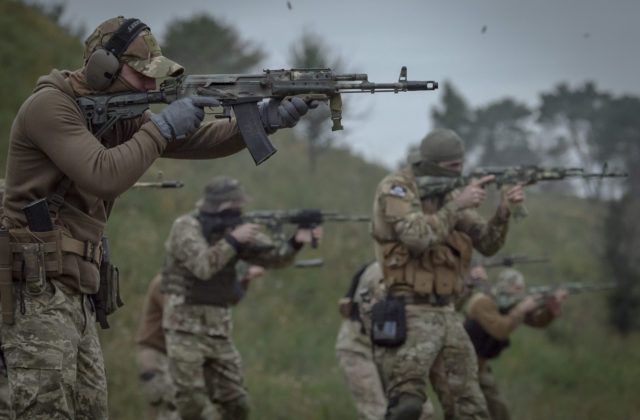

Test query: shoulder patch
[389,185,407,197]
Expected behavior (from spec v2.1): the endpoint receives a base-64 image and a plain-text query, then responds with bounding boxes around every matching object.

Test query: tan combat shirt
[467,292,556,365]
[3,69,246,293]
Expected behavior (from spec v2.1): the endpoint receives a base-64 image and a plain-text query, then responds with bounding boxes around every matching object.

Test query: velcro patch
[389,185,406,197]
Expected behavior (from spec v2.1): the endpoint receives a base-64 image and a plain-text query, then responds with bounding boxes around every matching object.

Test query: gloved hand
[150,96,220,141]
[258,97,317,134]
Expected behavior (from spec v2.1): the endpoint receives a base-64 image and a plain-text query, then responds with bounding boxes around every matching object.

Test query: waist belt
[10,235,102,272]
[389,292,451,307]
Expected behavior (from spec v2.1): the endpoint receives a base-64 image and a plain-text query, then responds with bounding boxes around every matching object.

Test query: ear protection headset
[84,18,150,91]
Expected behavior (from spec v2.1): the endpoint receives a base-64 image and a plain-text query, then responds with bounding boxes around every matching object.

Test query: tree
[288,31,344,171]
[430,82,535,167]
[537,82,611,196]
[471,99,535,167]
[430,81,474,144]
[589,95,640,334]
[161,14,264,74]
[603,194,640,335]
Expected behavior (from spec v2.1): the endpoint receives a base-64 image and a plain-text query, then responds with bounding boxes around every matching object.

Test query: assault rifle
[416,164,627,219]
[244,209,371,248]
[476,254,550,268]
[132,180,184,189]
[495,281,617,311]
[77,67,438,165]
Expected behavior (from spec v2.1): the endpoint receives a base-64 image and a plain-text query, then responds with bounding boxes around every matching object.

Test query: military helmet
[197,176,250,213]
[83,16,184,90]
[408,128,465,165]
[495,268,525,295]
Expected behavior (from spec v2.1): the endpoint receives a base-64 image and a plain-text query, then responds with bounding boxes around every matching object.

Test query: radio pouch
[370,296,407,347]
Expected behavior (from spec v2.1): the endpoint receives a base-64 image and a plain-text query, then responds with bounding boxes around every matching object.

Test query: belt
[389,292,452,307]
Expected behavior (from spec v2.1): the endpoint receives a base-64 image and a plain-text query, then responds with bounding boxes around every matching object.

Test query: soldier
[335,262,435,420]
[136,263,263,420]
[161,176,322,419]
[370,128,526,419]
[464,268,567,420]
[0,16,315,419]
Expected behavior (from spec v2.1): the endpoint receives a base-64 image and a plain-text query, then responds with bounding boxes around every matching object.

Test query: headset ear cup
[84,49,121,91]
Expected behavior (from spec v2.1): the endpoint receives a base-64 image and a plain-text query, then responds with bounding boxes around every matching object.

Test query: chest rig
[162,212,245,306]
[380,194,473,299]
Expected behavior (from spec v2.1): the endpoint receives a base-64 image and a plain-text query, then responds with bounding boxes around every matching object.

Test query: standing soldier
[0,15,315,419]
[335,262,434,419]
[136,262,264,420]
[370,128,526,419]
[161,176,322,419]
[464,268,567,420]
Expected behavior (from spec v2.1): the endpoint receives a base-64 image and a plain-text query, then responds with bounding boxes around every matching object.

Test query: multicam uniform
[0,20,246,419]
[464,292,557,420]
[162,211,302,419]
[371,168,511,419]
[335,262,435,420]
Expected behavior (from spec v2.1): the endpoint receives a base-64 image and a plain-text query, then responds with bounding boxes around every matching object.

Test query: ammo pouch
[381,231,473,297]
[9,227,65,277]
[370,296,406,347]
[91,237,123,329]
[185,274,246,306]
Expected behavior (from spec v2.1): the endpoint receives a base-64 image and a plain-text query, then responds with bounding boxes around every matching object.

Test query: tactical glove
[150,96,220,141]
[258,97,317,134]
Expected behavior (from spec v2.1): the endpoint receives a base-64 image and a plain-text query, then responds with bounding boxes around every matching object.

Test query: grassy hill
[2,3,639,419]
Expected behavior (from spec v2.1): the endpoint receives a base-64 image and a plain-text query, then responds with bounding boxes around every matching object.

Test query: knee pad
[386,393,424,420]
[219,395,250,420]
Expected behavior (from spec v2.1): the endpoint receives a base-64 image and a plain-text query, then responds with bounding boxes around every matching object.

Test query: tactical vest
[463,316,511,359]
[372,173,473,298]
[162,214,245,307]
[379,231,472,297]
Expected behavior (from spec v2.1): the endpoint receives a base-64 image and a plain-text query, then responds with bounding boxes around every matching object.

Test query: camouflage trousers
[478,361,510,420]
[136,346,181,420]
[164,329,246,420]
[0,279,107,419]
[374,304,489,420]
[336,319,434,420]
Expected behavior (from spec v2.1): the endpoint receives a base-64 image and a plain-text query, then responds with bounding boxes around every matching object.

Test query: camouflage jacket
[162,211,300,336]
[371,168,511,295]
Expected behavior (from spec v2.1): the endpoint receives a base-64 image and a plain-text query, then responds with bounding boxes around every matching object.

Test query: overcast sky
[54,0,640,168]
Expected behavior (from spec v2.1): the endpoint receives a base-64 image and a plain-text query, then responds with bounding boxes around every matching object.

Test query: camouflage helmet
[495,268,525,295]
[408,129,465,165]
[83,16,184,79]
[196,176,250,213]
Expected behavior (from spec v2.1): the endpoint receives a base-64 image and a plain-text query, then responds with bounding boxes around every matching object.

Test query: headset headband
[103,18,149,58]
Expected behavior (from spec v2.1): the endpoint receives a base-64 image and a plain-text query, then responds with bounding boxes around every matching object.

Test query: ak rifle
[78,67,438,165]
